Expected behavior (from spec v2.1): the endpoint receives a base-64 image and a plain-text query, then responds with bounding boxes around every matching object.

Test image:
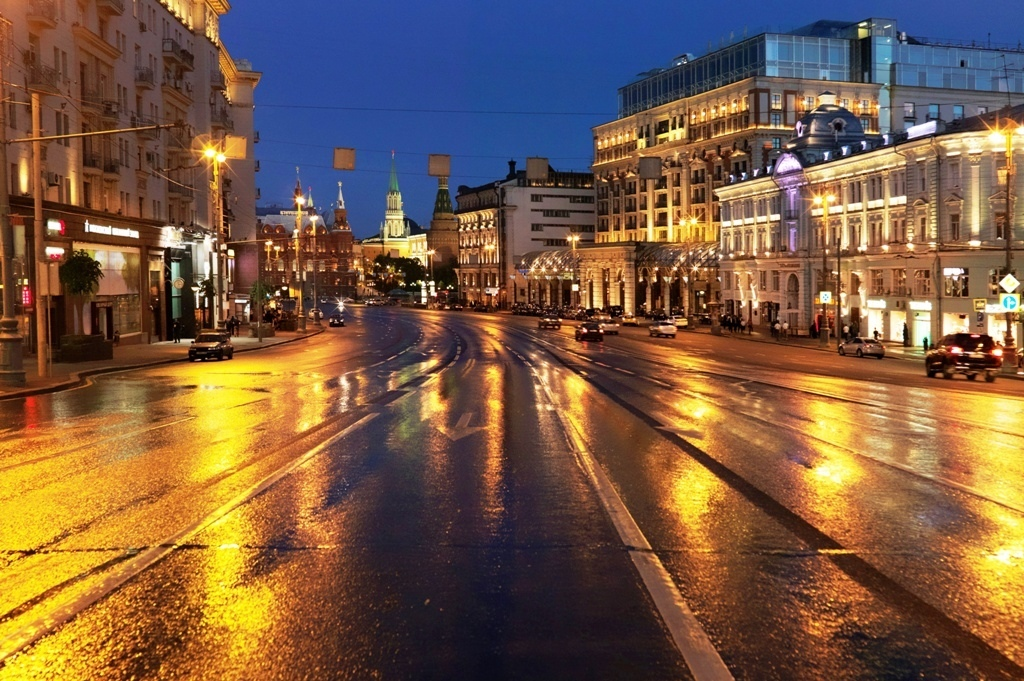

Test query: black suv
[925,333,1003,382]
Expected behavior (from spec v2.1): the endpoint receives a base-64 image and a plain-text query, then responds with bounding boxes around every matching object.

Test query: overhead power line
[257,103,612,117]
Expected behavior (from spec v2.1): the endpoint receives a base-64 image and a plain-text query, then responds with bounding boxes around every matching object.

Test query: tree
[250,278,273,318]
[59,249,105,335]
[370,255,426,292]
[59,249,104,296]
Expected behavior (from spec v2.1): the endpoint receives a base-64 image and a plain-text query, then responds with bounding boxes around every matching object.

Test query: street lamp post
[426,248,436,303]
[310,214,320,326]
[568,233,581,309]
[484,243,495,309]
[813,192,836,346]
[294,184,306,333]
[990,117,1024,368]
[204,145,227,329]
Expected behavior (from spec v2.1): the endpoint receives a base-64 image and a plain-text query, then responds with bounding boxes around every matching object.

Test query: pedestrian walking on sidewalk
[172,319,181,343]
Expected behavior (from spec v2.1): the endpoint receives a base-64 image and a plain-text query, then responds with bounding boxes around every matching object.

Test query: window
[771,93,782,110]
[531,224,543,231]
[928,104,939,120]
[772,270,780,291]
[979,106,989,115]
[914,269,932,296]
[953,105,964,121]
[772,137,782,149]
[531,194,543,202]
[996,211,1008,240]
[904,102,916,119]
[944,268,969,297]
[950,214,961,242]
[894,268,908,296]
[870,269,884,296]
[770,113,782,127]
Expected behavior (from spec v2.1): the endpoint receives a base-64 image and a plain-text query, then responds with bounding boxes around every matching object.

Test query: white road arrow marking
[439,412,487,441]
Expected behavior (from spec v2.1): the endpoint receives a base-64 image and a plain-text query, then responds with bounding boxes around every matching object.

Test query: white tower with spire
[381,152,407,240]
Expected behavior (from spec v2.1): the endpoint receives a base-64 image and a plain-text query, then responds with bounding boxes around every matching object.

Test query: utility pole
[32,92,46,377]
[0,17,25,385]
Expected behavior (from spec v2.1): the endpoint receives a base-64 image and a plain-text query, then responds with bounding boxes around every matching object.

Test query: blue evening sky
[219,2,1021,240]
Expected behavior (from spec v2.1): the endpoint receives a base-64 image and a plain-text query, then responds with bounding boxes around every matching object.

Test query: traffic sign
[1000,273,1020,293]
[974,298,987,312]
[819,291,832,304]
[1000,293,1020,311]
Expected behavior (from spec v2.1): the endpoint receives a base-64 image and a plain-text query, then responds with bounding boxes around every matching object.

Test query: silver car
[649,320,677,338]
[837,336,885,359]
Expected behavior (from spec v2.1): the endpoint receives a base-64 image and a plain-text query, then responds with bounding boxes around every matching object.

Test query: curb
[0,329,324,401]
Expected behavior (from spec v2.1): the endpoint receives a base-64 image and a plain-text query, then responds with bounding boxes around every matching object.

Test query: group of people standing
[720,314,752,334]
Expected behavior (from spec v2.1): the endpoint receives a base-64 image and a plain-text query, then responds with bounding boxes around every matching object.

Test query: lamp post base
[0,328,26,387]
[297,316,307,333]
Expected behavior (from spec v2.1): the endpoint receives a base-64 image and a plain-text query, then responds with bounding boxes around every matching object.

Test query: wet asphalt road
[0,306,1023,680]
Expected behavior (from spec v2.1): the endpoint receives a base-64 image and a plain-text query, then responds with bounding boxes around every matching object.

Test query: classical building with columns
[717,97,1024,347]
[549,17,1024,320]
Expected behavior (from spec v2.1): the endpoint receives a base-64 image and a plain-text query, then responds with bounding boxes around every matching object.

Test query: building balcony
[103,160,122,179]
[25,63,61,95]
[96,0,124,15]
[161,78,194,104]
[210,107,234,131]
[27,0,58,29]
[135,67,155,90]
[82,154,103,175]
[80,90,106,119]
[131,115,161,140]
[168,182,195,203]
[210,70,227,91]
[162,38,195,71]
[101,100,119,123]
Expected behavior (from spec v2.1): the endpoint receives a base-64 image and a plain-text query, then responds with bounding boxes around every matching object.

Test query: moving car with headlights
[621,313,639,327]
[189,332,234,361]
[329,313,345,327]
[838,336,885,359]
[925,333,1002,381]
[538,313,561,330]
[574,321,604,342]
[649,320,677,338]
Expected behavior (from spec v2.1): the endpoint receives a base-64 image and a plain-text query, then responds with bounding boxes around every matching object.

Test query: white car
[649,320,677,338]
[667,315,689,329]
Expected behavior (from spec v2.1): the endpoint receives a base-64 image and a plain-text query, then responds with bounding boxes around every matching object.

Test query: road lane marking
[0,413,378,664]
[537,377,733,680]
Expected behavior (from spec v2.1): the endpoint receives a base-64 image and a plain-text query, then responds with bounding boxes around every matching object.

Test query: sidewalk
[686,323,929,361]
[0,325,322,401]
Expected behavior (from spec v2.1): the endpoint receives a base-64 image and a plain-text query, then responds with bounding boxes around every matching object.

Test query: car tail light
[950,346,963,355]
[993,347,1003,358]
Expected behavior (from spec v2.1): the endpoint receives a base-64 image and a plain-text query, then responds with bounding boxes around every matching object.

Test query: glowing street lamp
[989,118,1024,367]
[294,182,306,332]
[568,233,581,308]
[203,145,227,329]
[813,192,836,346]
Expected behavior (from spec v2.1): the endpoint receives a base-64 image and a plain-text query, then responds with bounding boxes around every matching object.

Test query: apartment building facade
[0,0,258,349]
[455,160,594,309]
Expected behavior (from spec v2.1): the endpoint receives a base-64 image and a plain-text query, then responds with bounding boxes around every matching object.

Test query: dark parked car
[838,336,885,359]
[189,332,234,361]
[574,321,604,342]
[329,314,345,327]
[925,333,1002,382]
